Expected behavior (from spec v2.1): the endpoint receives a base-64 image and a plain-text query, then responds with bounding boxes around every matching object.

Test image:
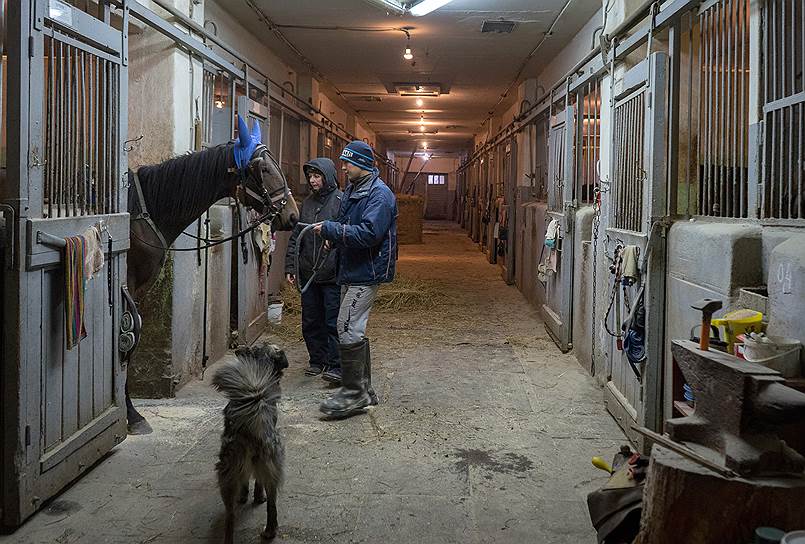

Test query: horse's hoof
[127,418,153,435]
[261,528,277,541]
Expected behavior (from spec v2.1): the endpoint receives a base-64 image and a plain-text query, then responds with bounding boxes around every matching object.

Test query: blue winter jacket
[320,172,397,286]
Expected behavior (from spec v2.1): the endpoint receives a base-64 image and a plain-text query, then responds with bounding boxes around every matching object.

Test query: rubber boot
[365,340,379,406]
[319,340,370,418]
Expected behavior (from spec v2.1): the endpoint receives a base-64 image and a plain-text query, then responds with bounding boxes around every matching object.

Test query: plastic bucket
[781,531,805,544]
[745,344,802,378]
[266,302,283,325]
[712,309,764,352]
[744,335,801,360]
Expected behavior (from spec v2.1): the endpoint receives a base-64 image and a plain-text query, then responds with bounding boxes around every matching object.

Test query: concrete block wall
[571,207,595,373]
[662,222,805,421]
[662,221,764,419]
[764,231,805,361]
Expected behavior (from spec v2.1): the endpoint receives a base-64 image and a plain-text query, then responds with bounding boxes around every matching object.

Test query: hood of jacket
[303,157,339,196]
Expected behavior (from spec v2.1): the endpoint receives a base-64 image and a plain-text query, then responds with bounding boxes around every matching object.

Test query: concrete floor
[2,222,627,544]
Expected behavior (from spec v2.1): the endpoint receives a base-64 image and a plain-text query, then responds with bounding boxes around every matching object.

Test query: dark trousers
[301,282,341,369]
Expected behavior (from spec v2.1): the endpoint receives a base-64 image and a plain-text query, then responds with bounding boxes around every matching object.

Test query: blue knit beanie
[339,140,375,171]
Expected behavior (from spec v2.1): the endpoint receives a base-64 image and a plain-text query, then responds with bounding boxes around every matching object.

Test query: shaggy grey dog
[212,342,287,543]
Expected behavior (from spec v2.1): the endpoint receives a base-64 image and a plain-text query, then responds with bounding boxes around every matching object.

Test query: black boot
[319,340,371,418]
[365,340,379,406]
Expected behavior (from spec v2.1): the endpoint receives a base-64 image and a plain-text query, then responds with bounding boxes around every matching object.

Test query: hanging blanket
[63,225,105,350]
[64,235,88,350]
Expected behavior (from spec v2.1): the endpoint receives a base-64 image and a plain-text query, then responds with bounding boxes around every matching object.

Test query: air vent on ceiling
[352,96,382,102]
[408,128,439,134]
[445,125,467,130]
[395,83,442,97]
[481,20,517,33]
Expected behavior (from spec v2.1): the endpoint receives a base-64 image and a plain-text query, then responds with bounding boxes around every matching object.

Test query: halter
[232,143,290,220]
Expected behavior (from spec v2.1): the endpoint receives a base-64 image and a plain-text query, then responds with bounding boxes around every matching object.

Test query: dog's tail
[211,346,281,431]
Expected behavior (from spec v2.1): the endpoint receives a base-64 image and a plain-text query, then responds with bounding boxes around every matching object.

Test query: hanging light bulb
[422,142,428,150]
[215,98,224,109]
[403,36,414,60]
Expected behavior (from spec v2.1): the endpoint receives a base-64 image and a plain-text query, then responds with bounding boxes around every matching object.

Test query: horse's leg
[125,379,153,435]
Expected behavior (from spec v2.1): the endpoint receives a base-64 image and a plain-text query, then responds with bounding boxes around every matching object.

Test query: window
[428,174,446,185]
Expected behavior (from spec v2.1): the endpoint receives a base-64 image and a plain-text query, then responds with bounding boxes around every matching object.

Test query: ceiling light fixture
[403,36,414,60]
[416,98,424,107]
[409,0,455,17]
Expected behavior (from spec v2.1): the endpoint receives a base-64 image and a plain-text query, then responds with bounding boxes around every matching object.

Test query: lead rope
[293,223,332,295]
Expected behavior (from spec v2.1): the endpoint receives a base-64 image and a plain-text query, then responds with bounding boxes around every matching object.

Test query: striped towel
[64,235,88,350]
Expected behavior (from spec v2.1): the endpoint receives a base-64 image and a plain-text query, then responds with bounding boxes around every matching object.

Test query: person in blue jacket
[312,140,397,419]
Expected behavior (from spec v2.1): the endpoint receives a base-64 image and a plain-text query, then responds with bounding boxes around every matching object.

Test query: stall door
[501,139,517,285]
[543,106,576,352]
[231,96,270,344]
[1,1,128,526]
[604,53,668,446]
[425,174,449,219]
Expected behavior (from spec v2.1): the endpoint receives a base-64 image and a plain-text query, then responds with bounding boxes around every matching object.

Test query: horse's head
[235,116,299,231]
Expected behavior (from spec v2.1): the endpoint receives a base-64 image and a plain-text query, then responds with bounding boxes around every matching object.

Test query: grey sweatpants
[337,285,380,344]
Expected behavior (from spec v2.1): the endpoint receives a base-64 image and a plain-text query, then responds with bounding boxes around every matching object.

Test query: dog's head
[234,342,288,377]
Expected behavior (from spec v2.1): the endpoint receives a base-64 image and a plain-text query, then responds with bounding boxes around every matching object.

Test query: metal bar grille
[612,89,646,232]
[700,0,749,217]
[201,70,216,147]
[681,0,750,218]
[579,80,601,204]
[548,122,566,212]
[762,0,805,219]
[43,36,120,217]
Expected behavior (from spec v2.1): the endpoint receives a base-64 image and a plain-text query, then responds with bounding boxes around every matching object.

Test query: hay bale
[397,194,424,244]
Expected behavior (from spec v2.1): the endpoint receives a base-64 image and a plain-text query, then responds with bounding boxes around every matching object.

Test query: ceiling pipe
[483,0,576,122]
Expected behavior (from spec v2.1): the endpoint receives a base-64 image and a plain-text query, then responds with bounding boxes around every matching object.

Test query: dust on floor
[1,221,626,544]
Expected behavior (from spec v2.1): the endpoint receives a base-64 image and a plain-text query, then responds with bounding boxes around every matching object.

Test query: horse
[124,116,299,435]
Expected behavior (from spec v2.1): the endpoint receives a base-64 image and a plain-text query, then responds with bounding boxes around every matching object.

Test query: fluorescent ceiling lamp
[362,0,406,14]
[409,0,455,16]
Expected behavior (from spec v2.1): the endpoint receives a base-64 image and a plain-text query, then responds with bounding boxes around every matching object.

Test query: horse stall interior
[2,1,129,527]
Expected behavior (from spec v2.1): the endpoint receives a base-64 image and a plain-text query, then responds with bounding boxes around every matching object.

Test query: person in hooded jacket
[285,158,343,378]
[312,140,398,419]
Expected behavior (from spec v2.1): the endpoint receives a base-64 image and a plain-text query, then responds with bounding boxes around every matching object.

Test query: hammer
[691,298,723,351]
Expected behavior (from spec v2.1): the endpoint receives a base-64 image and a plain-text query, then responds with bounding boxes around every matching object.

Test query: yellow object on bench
[711,309,764,354]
